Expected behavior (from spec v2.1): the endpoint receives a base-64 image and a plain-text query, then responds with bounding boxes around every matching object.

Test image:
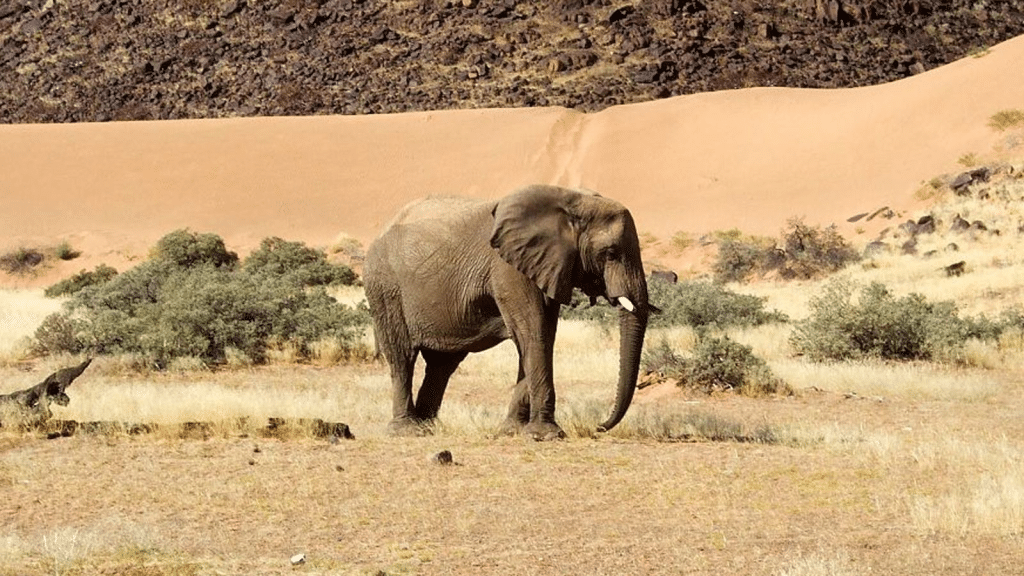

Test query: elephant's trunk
[596,304,648,432]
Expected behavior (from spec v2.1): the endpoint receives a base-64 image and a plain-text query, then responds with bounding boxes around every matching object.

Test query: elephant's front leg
[511,300,566,441]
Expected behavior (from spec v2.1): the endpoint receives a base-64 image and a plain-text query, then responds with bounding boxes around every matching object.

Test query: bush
[642,336,789,396]
[647,280,787,328]
[152,229,238,269]
[713,234,780,284]
[713,219,860,283]
[777,219,861,280]
[0,247,45,275]
[33,230,369,368]
[44,264,118,297]
[244,237,357,287]
[54,241,81,261]
[790,280,989,362]
[562,281,787,329]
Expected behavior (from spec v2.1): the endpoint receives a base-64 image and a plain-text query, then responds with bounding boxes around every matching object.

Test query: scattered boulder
[944,261,966,277]
[950,214,971,232]
[866,207,894,221]
[863,241,888,257]
[915,215,936,235]
[951,167,992,195]
[430,450,455,465]
[3,1,1023,122]
[649,270,678,284]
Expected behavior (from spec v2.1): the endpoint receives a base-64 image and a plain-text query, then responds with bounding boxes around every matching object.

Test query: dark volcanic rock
[1,0,1023,123]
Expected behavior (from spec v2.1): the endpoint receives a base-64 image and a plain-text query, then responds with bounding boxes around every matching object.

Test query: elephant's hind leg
[367,287,424,436]
[499,361,530,436]
[415,350,467,421]
[385,352,428,436]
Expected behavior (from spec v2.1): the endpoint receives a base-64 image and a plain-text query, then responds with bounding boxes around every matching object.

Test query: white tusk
[617,297,635,312]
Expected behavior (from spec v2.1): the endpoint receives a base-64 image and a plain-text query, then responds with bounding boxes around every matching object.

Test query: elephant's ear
[490,187,579,304]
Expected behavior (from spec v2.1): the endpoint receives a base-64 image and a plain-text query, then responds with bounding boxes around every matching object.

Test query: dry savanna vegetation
[2,160,1024,574]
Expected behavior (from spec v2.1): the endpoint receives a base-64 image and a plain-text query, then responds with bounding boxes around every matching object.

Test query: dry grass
[1,316,1023,575]
[3,171,1024,574]
[0,289,63,362]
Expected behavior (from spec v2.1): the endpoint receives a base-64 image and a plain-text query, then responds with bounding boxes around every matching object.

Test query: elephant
[364,184,651,440]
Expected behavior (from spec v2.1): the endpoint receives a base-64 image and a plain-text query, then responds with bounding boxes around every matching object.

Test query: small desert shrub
[32,230,369,368]
[988,109,1024,131]
[562,281,786,329]
[44,264,118,297]
[53,241,81,261]
[713,219,859,283]
[670,231,693,251]
[0,247,45,275]
[790,279,1011,363]
[329,233,366,266]
[642,336,789,396]
[777,219,860,279]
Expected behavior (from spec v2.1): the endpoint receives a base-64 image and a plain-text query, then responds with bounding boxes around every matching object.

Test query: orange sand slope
[2,35,1023,280]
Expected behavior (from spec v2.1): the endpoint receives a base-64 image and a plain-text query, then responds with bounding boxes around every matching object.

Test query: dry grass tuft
[989,109,1024,131]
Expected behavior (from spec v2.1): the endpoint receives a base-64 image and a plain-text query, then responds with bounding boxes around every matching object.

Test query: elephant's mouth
[576,276,645,315]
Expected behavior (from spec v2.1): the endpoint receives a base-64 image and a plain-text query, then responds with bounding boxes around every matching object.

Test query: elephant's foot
[498,417,526,437]
[387,417,434,437]
[522,421,566,442]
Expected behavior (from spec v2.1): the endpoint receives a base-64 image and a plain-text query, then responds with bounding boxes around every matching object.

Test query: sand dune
[2,35,1023,286]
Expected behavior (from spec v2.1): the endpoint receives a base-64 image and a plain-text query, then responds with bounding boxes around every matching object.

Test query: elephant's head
[490,185,650,432]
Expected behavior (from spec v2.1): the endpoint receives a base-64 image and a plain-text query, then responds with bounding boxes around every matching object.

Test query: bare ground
[2,362,1022,576]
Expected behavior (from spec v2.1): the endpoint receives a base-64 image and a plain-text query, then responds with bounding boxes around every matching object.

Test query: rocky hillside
[2,0,1023,123]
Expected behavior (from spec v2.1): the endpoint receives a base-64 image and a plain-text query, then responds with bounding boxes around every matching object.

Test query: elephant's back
[384,196,491,229]
[366,196,496,279]
[373,196,493,247]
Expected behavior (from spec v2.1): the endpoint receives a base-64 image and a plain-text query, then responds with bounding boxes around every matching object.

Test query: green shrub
[244,237,357,287]
[713,234,779,283]
[44,264,118,297]
[777,219,860,280]
[54,241,81,261]
[713,219,859,283]
[33,312,87,355]
[647,280,787,328]
[642,336,789,396]
[33,230,369,368]
[562,281,787,329]
[790,280,988,362]
[641,337,687,376]
[152,229,238,269]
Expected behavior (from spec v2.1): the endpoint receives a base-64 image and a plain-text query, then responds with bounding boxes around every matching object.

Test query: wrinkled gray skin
[364,185,650,440]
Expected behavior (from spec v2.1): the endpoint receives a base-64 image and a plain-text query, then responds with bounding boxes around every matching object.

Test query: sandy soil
[2,36,1023,288]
